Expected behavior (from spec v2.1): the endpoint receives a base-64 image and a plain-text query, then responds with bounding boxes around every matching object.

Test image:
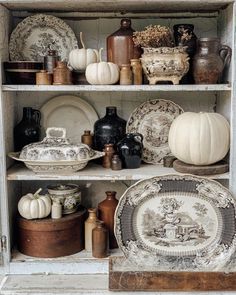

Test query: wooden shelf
[10,248,122,275]
[7,163,229,181]
[2,84,231,92]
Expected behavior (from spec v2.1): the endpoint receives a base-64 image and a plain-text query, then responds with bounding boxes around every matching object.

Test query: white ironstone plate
[126,99,183,164]
[40,95,98,144]
[114,174,236,271]
[9,14,78,61]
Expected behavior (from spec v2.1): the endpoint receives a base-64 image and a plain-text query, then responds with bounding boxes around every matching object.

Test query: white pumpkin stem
[98,48,103,62]
[34,188,42,197]
[80,32,86,49]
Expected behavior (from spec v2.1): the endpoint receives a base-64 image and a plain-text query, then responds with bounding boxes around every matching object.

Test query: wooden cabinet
[0,0,235,293]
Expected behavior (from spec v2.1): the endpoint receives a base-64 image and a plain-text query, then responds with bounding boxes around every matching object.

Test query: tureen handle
[46,127,66,138]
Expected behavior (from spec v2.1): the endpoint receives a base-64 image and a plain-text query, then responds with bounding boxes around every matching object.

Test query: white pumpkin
[168,112,230,165]
[68,32,99,71]
[18,188,52,220]
[85,48,119,85]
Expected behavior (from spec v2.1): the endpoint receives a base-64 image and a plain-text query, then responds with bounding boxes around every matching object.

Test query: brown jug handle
[219,45,232,69]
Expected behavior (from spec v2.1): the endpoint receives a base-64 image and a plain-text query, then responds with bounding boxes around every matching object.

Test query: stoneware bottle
[98,191,118,249]
[14,107,41,151]
[117,133,143,169]
[92,221,108,258]
[107,18,142,67]
[93,106,126,151]
[120,64,132,85]
[130,59,143,85]
[81,130,93,147]
[36,70,52,85]
[85,208,98,252]
[102,143,115,168]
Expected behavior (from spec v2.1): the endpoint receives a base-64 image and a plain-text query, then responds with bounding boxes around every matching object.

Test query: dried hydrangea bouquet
[133,25,190,85]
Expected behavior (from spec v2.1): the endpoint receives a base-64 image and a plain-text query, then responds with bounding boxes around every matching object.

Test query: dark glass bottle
[93,106,126,151]
[98,191,119,249]
[117,133,143,169]
[14,107,41,151]
[107,18,142,67]
[173,24,197,84]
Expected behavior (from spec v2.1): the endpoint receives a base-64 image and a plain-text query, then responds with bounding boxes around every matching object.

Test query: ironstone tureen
[9,127,104,174]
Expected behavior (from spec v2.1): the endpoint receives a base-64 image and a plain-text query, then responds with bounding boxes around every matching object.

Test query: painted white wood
[228,3,236,195]
[2,84,232,92]
[1,274,236,295]
[0,0,233,12]
[9,249,122,275]
[7,163,229,181]
[0,4,14,272]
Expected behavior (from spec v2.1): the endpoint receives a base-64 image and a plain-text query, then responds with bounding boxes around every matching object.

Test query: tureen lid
[47,184,79,195]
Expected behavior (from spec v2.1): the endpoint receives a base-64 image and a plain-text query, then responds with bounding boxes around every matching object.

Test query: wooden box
[16,208,87,258]
[109,256,236,291]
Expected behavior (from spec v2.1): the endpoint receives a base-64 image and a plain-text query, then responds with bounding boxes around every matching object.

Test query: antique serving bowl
[9,127,104,174]
[140,46,189,85]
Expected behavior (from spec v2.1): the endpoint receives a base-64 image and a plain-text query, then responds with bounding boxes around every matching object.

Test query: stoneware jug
[117,133,143,169]
[14,107,41,151]
[193,38,231,84]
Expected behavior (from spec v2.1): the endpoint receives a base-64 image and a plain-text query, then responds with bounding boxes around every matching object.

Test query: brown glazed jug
[98,191,118,249]
[53,61,72,85]
[193,38,231,84]
[92,221,108,258]
[107,18,142,67]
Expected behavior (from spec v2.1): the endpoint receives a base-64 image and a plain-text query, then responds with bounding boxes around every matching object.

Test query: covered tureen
[9,127,104,174]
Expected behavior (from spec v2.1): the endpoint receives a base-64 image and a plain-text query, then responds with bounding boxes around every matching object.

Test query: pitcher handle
[33,109,41,125]
[133,133,143,143]
[219,45,232,69]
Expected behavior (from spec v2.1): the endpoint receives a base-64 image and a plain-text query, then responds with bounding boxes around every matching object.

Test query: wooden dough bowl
[16,208,87,258]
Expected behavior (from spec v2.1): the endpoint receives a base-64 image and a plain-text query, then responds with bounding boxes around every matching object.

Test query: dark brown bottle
[14,107,41,151]
[98,191,119,249]
[107,19,142,67]
[92,221,108,258]
[103,143,115,169]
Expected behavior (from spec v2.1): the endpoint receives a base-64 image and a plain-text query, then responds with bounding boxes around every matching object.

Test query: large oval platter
[115,175,236,271]
[9,14,78,62]
[126,99,183,164]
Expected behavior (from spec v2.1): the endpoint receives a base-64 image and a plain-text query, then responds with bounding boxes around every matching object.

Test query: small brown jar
[44,49,59,74]
[130,59,142,85]
[120,64,132,85]
[98,191,119,249]
[81,130,93,147]
[103,143,115,169]
[36,70,52,85]
[53,61,72,85]
[92,221,108,258]
[111,155,122,170]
